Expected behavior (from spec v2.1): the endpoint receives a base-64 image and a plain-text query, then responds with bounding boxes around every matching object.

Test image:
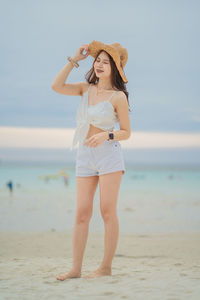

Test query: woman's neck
[96,80,113,91]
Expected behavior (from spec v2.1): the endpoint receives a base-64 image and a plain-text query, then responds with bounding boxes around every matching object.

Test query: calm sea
[0,162,200,234]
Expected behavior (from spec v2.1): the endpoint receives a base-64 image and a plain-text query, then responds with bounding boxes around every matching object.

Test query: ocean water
[0,162,200,234]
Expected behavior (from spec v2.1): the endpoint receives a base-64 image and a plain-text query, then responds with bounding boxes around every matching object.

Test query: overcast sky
[0,0,199,133]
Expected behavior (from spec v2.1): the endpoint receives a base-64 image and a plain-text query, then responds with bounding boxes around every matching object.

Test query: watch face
[109,133,114,139]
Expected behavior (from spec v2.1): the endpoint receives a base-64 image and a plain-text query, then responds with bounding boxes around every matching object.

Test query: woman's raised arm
[51,44,89,96]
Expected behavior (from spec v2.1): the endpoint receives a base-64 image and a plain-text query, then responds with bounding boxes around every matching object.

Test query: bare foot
[56,269,81,281]
[83,267,111,278]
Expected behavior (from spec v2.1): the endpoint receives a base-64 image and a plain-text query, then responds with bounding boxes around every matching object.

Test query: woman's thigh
[99,171,123,215]
[76,176,99,215]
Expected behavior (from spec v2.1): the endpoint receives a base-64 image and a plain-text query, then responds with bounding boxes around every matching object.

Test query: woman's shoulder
[112,89,126,100]
[112,90,127,109]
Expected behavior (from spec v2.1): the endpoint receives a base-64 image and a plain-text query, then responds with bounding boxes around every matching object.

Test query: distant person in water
[7,180,13,196]
[63,175,69,186]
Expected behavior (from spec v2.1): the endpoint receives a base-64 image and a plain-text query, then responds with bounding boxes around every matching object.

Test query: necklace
[96,84,112,96]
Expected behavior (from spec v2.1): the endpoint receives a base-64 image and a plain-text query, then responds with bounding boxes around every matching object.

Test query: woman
[52,40,131,280]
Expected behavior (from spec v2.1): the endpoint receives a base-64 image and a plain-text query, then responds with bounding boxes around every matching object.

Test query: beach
[0,231,200,299]
[1,162,200,299]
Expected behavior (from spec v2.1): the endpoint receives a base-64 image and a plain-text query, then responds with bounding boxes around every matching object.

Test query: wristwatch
[107,131,114,140]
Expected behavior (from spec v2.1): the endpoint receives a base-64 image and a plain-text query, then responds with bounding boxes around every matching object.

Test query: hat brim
[88,40,128,83]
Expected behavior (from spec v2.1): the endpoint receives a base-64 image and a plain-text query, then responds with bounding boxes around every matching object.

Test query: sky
[0,0,200,163]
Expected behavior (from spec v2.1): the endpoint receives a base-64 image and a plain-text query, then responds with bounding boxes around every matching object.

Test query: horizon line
[0,126,200,149]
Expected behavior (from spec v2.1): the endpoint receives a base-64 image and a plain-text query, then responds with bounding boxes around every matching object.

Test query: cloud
[191,115,200,123]
[0,127,200,149]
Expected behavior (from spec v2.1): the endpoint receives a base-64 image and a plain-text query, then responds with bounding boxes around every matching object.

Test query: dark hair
[85,49,131,112]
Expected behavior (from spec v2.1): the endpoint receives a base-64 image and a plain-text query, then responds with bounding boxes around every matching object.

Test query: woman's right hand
[72,44,90,62]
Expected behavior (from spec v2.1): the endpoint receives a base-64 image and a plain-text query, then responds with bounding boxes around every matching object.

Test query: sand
[0,231,200,300]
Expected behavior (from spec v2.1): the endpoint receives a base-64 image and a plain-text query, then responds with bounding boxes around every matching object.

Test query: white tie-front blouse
[70,84,119,150]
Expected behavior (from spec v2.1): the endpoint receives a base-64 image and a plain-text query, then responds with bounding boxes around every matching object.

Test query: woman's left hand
[84,132,107,147]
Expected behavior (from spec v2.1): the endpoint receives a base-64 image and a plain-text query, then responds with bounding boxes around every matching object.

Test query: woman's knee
[75,208,93,224]
[100,208,117,222]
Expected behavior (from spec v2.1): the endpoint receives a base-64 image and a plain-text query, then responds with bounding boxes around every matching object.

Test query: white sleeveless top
[71,84,119,150]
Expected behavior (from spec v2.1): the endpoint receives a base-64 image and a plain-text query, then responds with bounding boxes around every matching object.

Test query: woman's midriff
[86,124,107,140]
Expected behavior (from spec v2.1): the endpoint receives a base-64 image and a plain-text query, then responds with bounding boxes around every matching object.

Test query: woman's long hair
[85,49,131,112]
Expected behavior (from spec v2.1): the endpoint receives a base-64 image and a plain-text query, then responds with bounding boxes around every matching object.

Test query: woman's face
[94,51,111,80]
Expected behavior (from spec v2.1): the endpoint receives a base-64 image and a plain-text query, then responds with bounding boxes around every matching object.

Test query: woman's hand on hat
[73,44,90,62]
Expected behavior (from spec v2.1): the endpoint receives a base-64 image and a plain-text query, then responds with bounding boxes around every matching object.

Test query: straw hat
[88,40,128,83]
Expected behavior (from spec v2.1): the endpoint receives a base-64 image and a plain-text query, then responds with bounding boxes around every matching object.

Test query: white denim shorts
[75,139,125,177]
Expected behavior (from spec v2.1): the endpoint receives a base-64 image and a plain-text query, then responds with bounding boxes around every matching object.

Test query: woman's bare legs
[56,175,99,280]
[84,170,123,278]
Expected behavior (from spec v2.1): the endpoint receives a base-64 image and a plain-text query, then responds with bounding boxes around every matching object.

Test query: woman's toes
[56,273,66,280]
[56,271,81,280]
